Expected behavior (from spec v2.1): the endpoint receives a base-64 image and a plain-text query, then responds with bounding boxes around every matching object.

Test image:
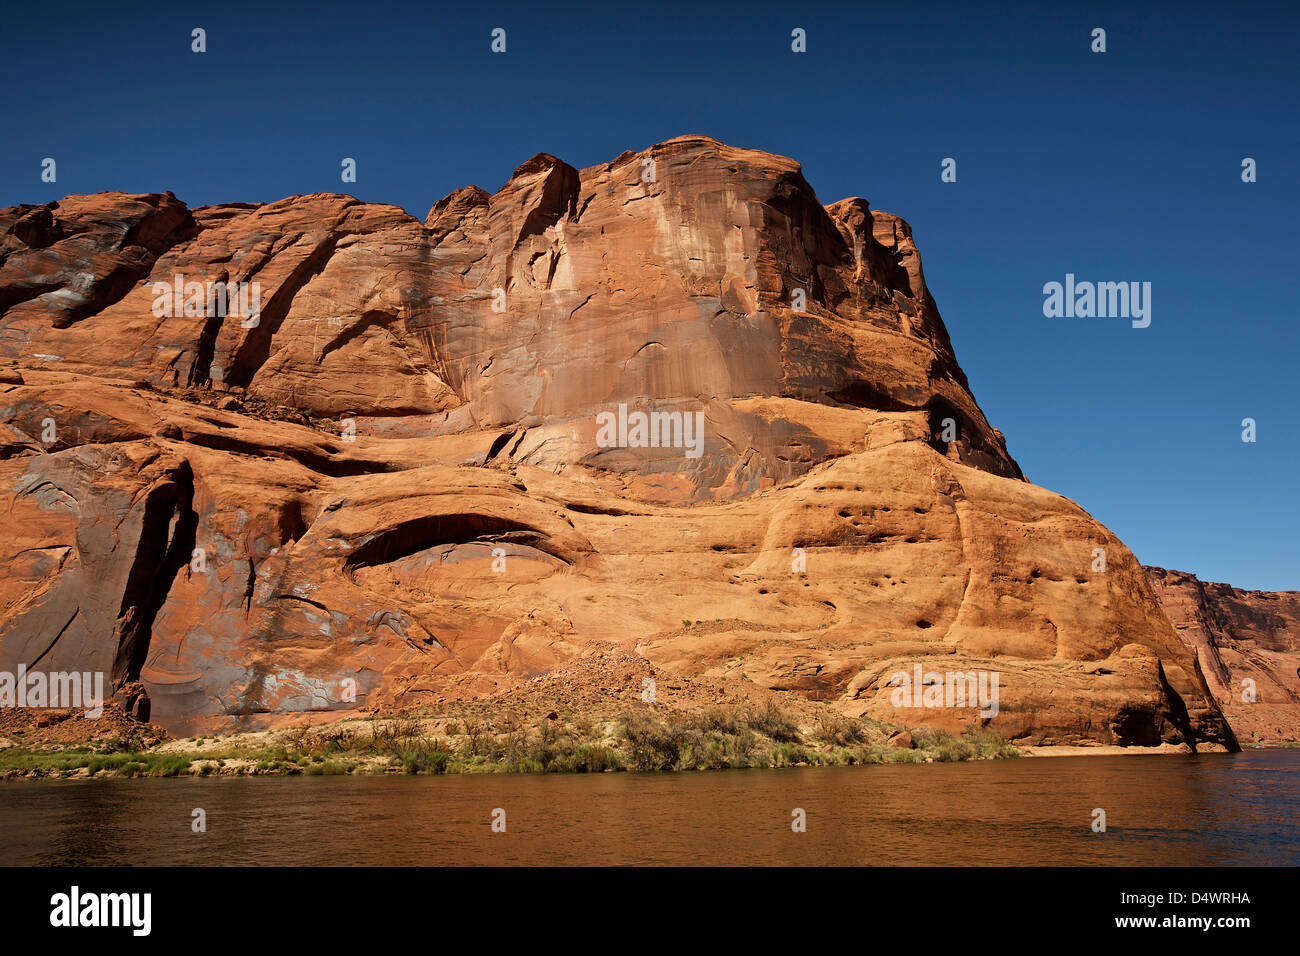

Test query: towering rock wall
[0,136,1235,749]
[1,137,1021,499]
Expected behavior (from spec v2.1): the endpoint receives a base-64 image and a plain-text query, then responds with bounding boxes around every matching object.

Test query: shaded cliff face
[0,136,1233,750]
[1146,567,1300,745]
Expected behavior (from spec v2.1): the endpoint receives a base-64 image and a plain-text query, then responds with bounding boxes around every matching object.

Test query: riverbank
[6,684,1264,780]
[1018,742,1232,757]
[0,699,1022,779]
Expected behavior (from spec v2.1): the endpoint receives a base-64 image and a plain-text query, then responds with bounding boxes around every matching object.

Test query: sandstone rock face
[0,136,1235,749]
[1146,567,1300,745]
[0,193,195,333]
[0,138,1020,498]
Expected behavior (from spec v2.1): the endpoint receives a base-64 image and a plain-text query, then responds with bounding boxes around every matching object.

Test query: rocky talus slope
[0,136,1241,749]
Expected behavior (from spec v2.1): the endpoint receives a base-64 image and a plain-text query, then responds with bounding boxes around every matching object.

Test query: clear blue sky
[2,1,1296,590]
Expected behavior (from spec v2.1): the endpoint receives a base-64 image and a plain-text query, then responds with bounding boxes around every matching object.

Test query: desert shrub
[399,745,451,774]
[899,725,1018,762]
[746,699,801,743]
[620,712,683,771]
[723,728,759,767]
[694,707,742,736]
[964,726,1019,759]
[769,742,809,767]
[929,736,975,762]
[305,760,352,775]
[813,713,869,747]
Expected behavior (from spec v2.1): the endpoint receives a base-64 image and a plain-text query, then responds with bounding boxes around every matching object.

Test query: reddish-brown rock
[1146,567,1300,745]
[0,192,194,333]
[0,136,1240,750]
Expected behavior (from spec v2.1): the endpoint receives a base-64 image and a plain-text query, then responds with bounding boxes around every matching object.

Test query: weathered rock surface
[0,137,1021,497]
[0,136,1240,749]
[0,192,195,332]
[1146,567,1300,745]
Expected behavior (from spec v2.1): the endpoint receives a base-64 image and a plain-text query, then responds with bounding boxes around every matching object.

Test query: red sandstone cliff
[1146,567,1300,745]
[0,136,1238,750]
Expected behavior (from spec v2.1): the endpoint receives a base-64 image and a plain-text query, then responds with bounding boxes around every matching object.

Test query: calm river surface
[2,750,1297,865]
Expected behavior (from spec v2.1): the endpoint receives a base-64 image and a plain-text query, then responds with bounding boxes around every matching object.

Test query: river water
[2,750,1297,865]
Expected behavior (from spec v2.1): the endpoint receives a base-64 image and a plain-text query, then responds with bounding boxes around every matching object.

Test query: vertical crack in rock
[224,233,342,387]
[188,270,232,387]
[110,460,197,690]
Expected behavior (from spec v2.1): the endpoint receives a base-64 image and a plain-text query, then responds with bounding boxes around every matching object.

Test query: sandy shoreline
[1018,743,1235,757]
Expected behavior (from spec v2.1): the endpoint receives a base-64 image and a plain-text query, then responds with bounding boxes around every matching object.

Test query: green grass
[0,704,1018,778]
[0,749,204,778]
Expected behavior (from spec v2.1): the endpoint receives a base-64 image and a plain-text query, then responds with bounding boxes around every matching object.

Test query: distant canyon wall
[1147,567,1300,745]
